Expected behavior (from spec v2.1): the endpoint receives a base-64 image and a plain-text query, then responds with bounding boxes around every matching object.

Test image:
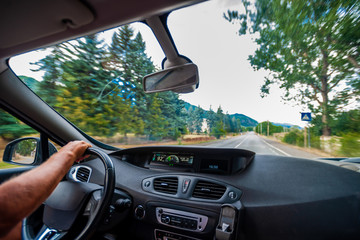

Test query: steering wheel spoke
[22,147,115,240]
[83,189,102,218]
[35,225,67,240]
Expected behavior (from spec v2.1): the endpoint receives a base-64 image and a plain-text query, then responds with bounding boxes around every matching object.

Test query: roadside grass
[113,137,219,149]
[0,147,19,170]
[339,134,360,157]
[261,134,336,158]
[0,161,18,169]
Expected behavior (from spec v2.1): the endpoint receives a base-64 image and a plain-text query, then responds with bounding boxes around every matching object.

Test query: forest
[0,25,256,142]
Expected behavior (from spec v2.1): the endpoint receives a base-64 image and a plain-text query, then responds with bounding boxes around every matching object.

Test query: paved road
[197,132,321,159]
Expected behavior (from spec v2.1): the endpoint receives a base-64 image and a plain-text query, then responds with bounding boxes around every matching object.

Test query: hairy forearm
[0,141,91,236]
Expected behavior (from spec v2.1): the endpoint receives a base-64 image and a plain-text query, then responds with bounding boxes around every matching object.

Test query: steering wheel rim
[22,147,115,240]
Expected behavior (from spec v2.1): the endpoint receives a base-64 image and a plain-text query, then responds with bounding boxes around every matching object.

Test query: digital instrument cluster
[152,152,194,166]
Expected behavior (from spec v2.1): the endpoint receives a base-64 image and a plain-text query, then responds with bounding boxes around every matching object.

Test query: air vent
[192,181,226,200]
[153,177,178,195]
[69,166,92,182]
[76,167,91,182]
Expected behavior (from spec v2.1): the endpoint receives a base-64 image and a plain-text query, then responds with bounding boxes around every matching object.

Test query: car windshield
[6,0,360,159]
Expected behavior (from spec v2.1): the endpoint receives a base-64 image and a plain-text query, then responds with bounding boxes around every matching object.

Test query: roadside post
[301,112,311,148]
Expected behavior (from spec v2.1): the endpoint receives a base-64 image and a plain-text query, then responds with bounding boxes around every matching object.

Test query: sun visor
[0,0,94,48]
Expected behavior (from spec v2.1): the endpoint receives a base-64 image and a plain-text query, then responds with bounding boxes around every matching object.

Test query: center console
[156,207,208,232]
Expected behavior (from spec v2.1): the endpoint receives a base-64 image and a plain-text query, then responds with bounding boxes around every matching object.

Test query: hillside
[184,102,258,127]
[272,122,302,129]
[229,113,258,127]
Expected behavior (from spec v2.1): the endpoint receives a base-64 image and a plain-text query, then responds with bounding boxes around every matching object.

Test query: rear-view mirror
[143,63,199,93]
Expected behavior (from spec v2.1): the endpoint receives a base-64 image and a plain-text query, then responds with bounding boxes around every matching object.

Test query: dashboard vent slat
[153,177,178,195]
[193,181,226,200]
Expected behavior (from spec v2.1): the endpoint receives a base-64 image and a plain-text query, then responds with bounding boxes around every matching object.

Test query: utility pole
[308,124,311,148]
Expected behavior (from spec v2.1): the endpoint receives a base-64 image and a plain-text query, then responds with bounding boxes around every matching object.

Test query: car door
[0,110,49,184]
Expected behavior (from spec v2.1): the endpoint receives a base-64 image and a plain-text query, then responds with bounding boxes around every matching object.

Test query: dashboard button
[182,179,191,193]
[228,191,237,199]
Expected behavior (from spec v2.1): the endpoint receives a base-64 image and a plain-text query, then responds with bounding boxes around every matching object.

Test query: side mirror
[143,63,199,93]
[3,137,58,165]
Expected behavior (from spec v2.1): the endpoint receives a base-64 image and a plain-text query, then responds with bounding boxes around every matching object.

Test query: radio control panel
[156,207,208,232]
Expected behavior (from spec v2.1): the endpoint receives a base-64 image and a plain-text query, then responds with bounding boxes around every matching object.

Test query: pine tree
[193,106,204,134]
[60,34,113,99]
[109,26,157,132]
[211,106,226,138]
[158,91,187,139]
[206,106,216,133]
[144,94,167,140]
[31,46,62,106]
[109,26,155,103]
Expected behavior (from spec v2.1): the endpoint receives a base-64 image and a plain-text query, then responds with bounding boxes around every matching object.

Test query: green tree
[102,90,144,138]
[224,113,241,133]
[30,25,190,141]
[331,109,360,135]
[109,26,155,110]
[109,25,159,137]
[211,106,226,139]
[206,106,216,133]
[186,105,204,134]
[187,106,196,133]
[19,76,39,92]
[16,139,37,156]
[226,0,360,136]
[255,121,283,135]
[212,122,226,139]
[60,34,112,99]
[234,117,242,133]
[144,94,167,140]
[193,106,205,134]
[54,90,90,132]
[31,46,62,106]
[158,91,187,138]
[0,110,36,140]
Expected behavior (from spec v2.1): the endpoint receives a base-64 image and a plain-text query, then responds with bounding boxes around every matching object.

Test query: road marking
[261,138,291,156]
[234,135,249,148]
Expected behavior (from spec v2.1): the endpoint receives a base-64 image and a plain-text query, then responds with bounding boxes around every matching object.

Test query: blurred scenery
[1,0,359,168]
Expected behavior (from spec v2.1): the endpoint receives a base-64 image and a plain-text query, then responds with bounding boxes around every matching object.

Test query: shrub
[339,133,360,157]
[283,131,299,145]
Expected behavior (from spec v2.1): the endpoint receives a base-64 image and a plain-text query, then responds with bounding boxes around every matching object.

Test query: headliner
[0,0,205,60]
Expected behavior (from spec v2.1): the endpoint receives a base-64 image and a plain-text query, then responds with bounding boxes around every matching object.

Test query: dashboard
[69,146,360,240]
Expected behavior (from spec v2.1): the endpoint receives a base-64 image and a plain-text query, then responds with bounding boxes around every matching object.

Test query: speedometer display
[152,152,194,166]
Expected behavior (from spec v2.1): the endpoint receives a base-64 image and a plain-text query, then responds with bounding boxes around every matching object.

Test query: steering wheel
[22,148,115,240]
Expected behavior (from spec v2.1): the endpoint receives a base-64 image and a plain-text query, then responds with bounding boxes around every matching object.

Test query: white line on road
[261,138,291,156]
[234,135,249,148]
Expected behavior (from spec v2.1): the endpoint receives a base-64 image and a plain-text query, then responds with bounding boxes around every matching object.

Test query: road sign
[301,112,311,121]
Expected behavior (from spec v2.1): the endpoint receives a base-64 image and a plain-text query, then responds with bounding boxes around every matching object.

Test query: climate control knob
[134,205,145,219]
[164,216,171,224]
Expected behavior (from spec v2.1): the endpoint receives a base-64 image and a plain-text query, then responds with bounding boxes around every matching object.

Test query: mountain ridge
[184,102,258,127]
